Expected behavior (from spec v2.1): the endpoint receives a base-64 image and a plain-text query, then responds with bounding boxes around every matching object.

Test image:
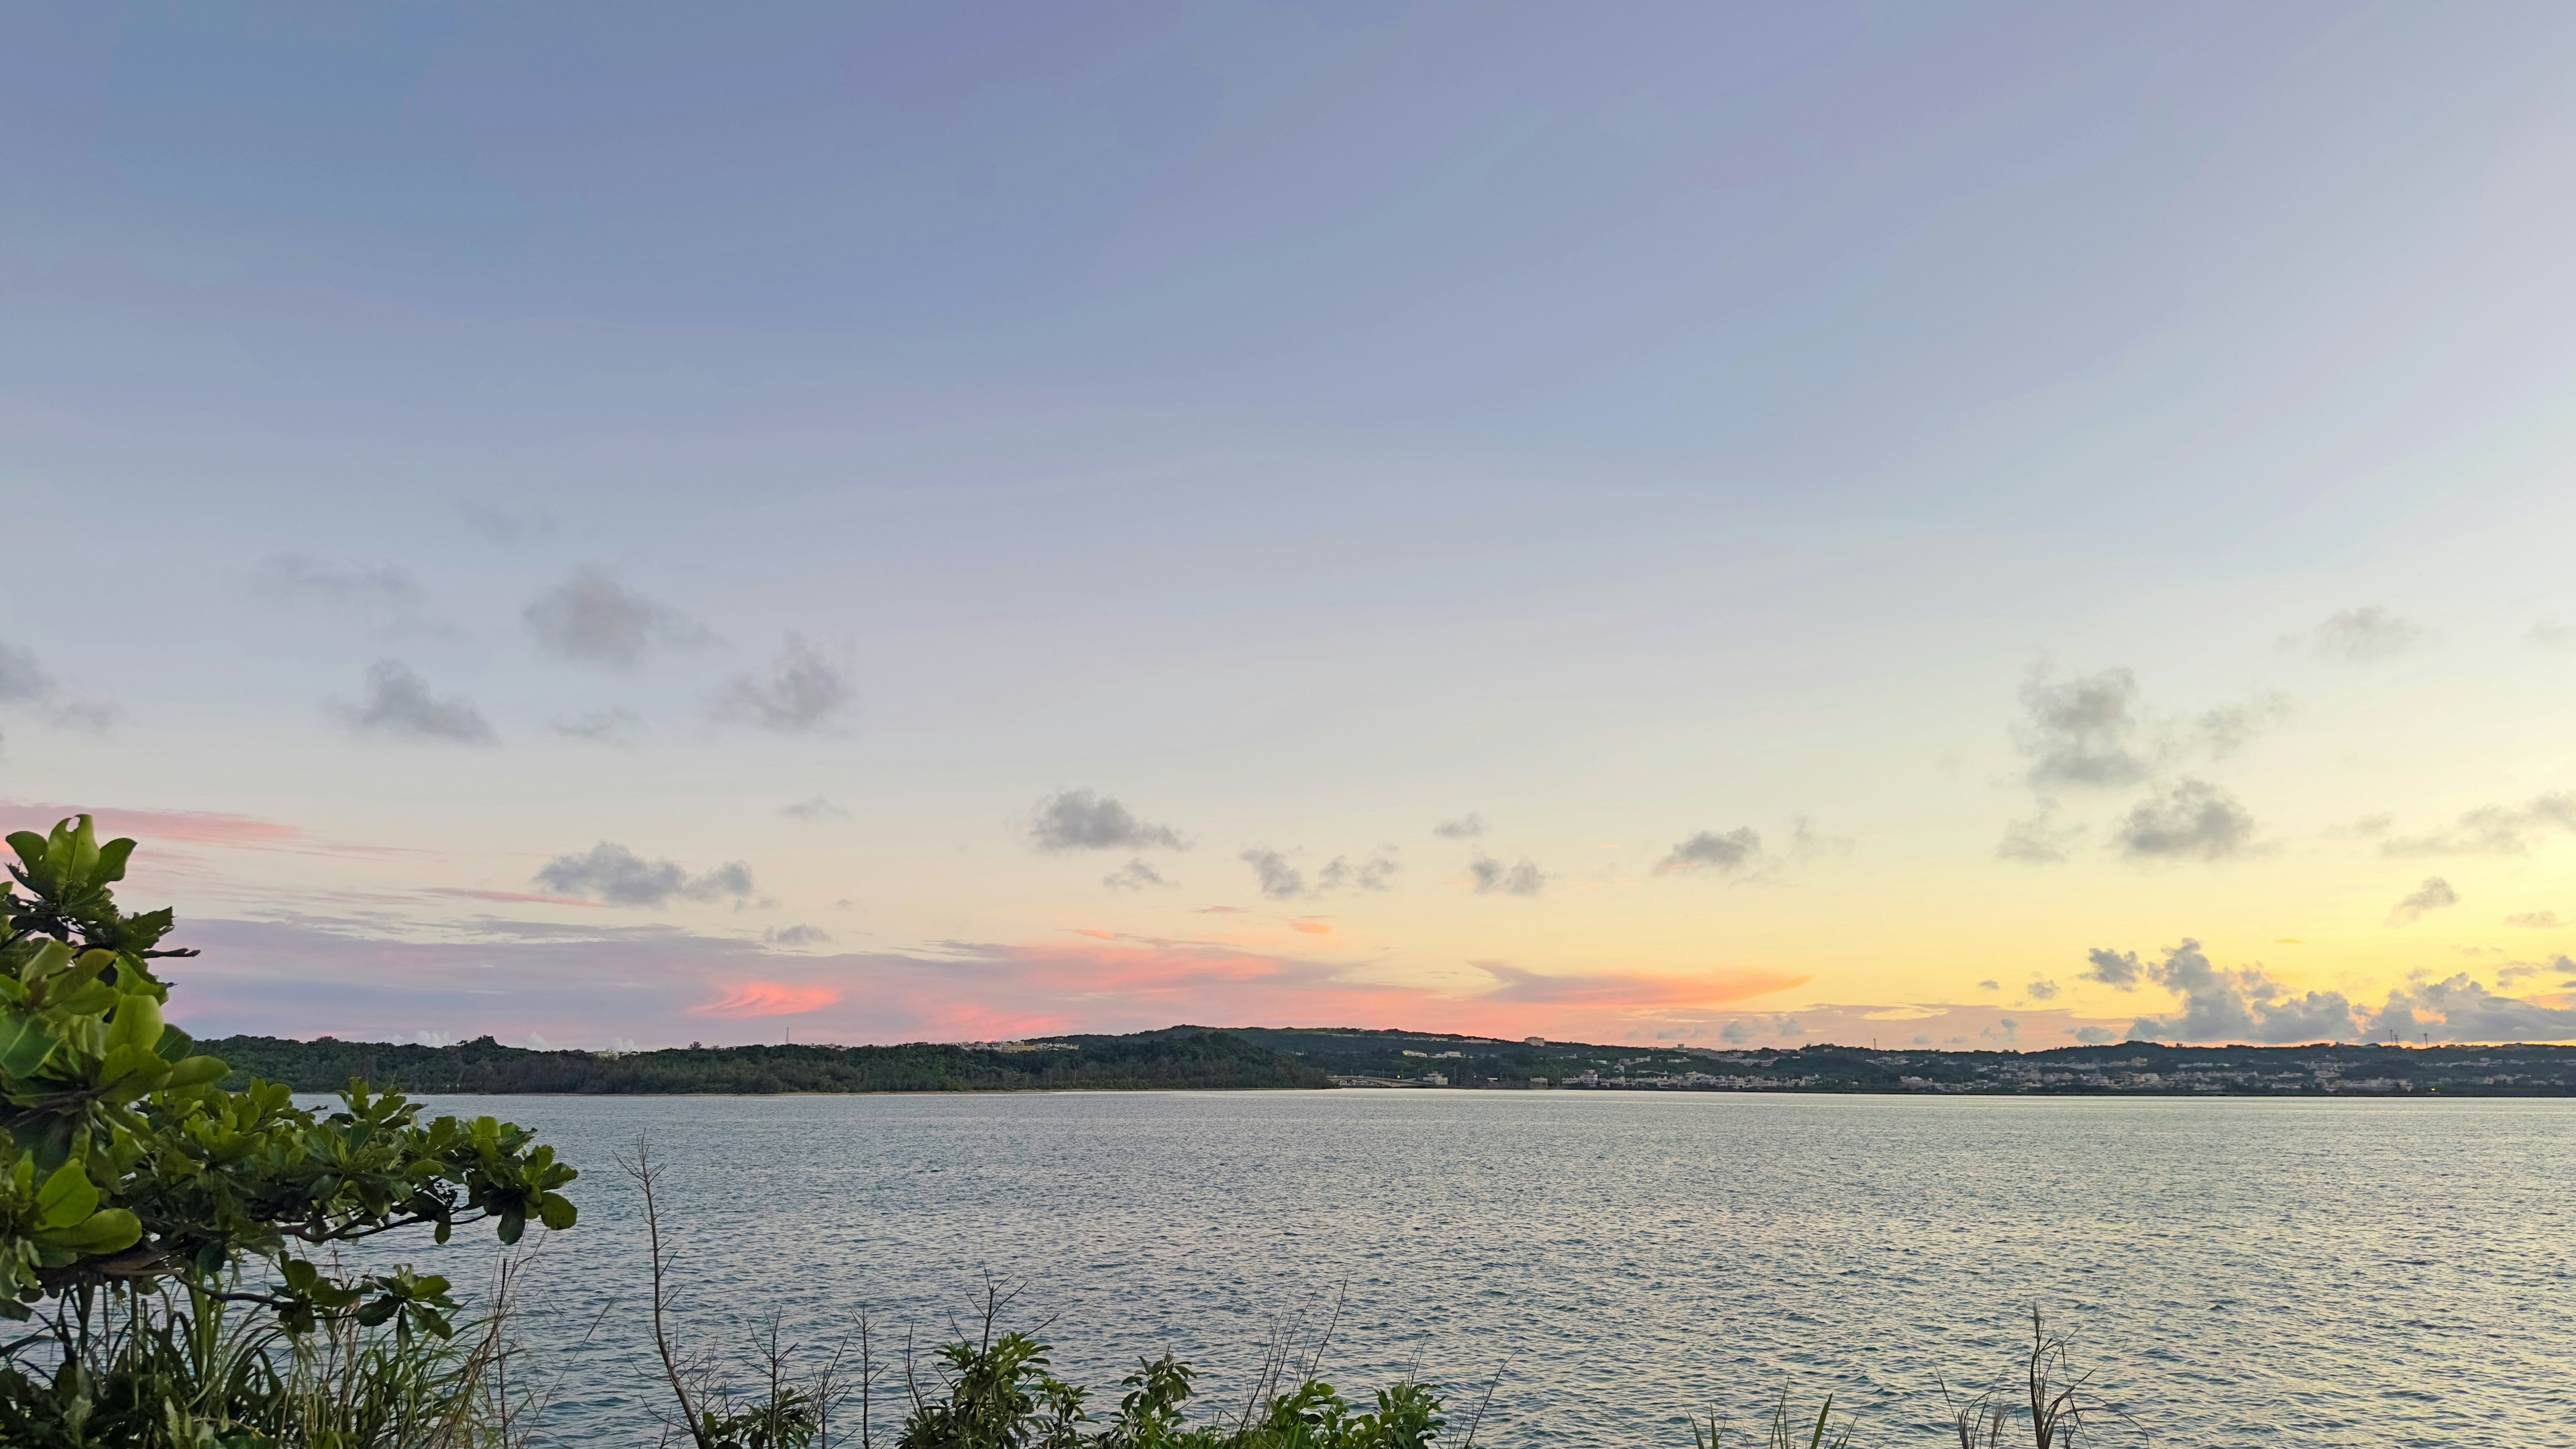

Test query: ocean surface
[361,1091,2571,1447]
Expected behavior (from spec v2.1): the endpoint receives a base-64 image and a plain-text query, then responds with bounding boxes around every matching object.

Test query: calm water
[366,1091,2571,1447]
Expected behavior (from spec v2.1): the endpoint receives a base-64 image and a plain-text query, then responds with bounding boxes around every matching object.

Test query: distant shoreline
[214,1024,2576,1097]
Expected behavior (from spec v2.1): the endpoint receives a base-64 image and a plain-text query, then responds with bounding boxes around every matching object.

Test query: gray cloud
[2101,938,2361,1044]
[714,634,854,733]
[1029,789,1187,853]
[1239,848,1307,900]
[2381,794,2576,856]
[2387,876,2459,926]
[2112,778,2255,861]
[460,500,556,545]
[781,796,851,821]
[2361,972,2576,1043]
[534,842,755,907]
[2015,665,2151,789]
[1657,827,1762,875]
[2503,910,2560,929]
[2026,978,2061,1001]
[1318,850,1399,892]
[1977,979,2000,991]
[1788,816,1856,859]
[0,641,122,734]
[2530,621,2576,649]
[1468,853,1545,896]
[2082,949,2142,987]
[525,567,709,667]
[1102,859,1175,892]
[765,924,834,947]
[2324,812,2394,840]
[2292,605,2426,663]
[2192,695,2295,758]
[551,707,641,745]
[1432,814,1488,839]
[254,553,441,631]
[2071,1026,2120,1044]
[329,659,496,745]
[1996,812,2080,865]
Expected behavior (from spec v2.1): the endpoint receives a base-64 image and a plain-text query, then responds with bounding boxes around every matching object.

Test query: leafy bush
[0,814,577,1444]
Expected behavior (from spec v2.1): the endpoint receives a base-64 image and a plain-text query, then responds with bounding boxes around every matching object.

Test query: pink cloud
[425,887,604,908]
[2,802,299,847]
[692,981,842,1018]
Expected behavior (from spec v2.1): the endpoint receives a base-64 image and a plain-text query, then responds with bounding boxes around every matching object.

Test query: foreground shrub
[0,816,576,1445]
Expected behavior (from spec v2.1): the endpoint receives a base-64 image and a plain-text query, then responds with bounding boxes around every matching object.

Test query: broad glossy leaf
[34,1160,99,1230]
[31,1208,142,1255]
[0,1010,58,1079]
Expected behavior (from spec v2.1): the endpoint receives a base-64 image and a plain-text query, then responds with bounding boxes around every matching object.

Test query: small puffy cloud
[1657,827,1762,875]
[1788,816,1855,859]
[1432,814,1488,839]
[1029,789,1187,853]
[715,634,854,733]
[329,660,496,745]
[525,567,710,667]
[1317,850,1399,892]
[1996,812,2081,865]
[0,642,122,733]
[2071,1026,2119,1044]
[2504,910,2560,929]
[2082,949,2143,988]
[2382,794,2576,856]
[765,924,834,947]
[2530,621,2576,649]
[551,708,641,745]
[1240,849,1307,900]
[2387,876,2459,926]
[2290,605,2426,663]
[1977,979,2000,991]
[1102,859,1175,892]
[535,842,755,907]
[2113,778,2255,861]
[2027,978,2061,1001]
[2015,665,2150,790]
[781,796,850,821]
[2324,812,2394,841]
[1468,853,1545,896]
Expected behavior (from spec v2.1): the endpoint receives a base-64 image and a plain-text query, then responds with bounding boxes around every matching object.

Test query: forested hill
[199,1027,1331,1095]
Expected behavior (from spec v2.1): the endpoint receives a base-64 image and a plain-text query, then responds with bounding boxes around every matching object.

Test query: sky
[5,3,2576,1051]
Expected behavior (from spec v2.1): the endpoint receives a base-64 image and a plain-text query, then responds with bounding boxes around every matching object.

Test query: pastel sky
[7,5,2576,1051]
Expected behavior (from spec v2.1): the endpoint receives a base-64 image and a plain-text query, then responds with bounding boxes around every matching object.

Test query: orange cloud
[691,981,841,1018]
[1288,917,1334,934]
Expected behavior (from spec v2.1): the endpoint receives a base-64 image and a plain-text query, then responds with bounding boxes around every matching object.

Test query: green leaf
[104,992,164,1057]
[32,1208,142,1256]
[163,1055,229,1089]
[93,837,136,885]
[0,1010,58,1079]
[537,1193,577,1231]
[3,830,46,870]
[34,1160,99,1230]
[154,1024,195,1061]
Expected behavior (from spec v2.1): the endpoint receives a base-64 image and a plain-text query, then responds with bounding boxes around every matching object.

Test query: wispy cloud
[2382,794,2576,856]
[254,553,447,634]
[1466,853,1545,896]
[551,708,642,745]
[1240,848,1307,900]
[2112,778,2256,861]
[524,567,711,667]
[0,641,122,733]
[2288,605,2426,663]
[1103,859,1176,891]
[782,796,851,821]
[1432,814,1488,839]
[2387,876,2459,926]
[692,981,839,1017]
[714,634,855,733]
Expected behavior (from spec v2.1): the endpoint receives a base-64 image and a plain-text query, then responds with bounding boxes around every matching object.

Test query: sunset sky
[7,4,2575,1049]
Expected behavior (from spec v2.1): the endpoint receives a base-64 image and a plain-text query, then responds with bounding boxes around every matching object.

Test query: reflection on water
[341,1091,2570,1448]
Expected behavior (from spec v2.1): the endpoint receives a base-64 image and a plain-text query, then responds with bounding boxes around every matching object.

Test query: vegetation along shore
[211,1025,2576,1097]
